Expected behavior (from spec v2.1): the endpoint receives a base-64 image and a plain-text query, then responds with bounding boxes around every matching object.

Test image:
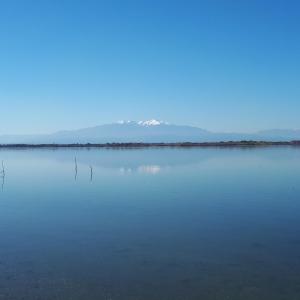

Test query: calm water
[0,147,300,300]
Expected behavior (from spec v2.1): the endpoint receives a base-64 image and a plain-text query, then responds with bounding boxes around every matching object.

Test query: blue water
[0,147,300,299]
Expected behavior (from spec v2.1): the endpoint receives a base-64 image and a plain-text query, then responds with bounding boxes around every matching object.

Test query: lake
[0,147,300,300]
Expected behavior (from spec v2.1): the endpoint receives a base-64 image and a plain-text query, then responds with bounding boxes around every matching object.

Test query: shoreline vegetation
[0,141,300,148]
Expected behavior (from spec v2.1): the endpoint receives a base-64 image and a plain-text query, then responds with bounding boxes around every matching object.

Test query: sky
[0,0,299,134]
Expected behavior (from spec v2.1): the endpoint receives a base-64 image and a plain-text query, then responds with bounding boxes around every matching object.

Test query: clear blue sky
[0,0,299,134]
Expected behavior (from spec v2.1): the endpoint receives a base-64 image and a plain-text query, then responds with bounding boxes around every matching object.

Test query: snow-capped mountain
[47,119,211,143]
[0,120,299,144]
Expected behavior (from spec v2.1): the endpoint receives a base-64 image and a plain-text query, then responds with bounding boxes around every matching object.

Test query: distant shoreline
[0,141,300,148]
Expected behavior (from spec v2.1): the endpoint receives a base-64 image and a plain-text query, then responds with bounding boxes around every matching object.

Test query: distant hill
[256,129,300,141]
[0,120,299,144]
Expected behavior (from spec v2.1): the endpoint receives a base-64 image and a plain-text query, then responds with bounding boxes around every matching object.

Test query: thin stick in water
[1,161,5,176]
[89,165,93,182]
[74,157,78,180]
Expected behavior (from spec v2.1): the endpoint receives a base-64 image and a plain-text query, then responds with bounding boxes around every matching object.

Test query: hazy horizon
[1,119,300,136]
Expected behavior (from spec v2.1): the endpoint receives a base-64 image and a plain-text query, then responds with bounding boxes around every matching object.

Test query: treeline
[0,141,300,148]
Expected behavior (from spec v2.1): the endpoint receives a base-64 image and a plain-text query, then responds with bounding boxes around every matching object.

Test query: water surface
[0,147,300,299]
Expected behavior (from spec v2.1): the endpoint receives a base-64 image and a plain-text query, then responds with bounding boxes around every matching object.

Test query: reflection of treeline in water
[0,141,300,148]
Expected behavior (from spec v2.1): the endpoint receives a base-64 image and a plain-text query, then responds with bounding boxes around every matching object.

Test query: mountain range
[1,120,300,144]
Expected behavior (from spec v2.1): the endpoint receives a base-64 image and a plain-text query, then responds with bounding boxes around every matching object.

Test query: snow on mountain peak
[138,119,168,126]
[117,119,169,126]
[116,120,135,125]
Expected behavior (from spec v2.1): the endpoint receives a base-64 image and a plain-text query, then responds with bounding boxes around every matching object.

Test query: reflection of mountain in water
[8,148,227,170]
[120,165,162,175]
[1,147,298,174]
[138,165,161,174]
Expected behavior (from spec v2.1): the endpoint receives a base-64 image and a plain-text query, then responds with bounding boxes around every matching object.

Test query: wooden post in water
[90,165,93,182]
[0,161,4,191]
[1,161,4,176]
[74,157,78,180]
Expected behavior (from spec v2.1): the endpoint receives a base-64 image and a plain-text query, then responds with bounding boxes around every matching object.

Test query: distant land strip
[0,141,300,148]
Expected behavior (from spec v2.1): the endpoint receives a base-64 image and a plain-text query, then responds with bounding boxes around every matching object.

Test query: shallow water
[0,147,300,299]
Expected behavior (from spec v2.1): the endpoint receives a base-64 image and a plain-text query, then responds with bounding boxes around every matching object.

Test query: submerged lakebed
[0,146,300,299]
